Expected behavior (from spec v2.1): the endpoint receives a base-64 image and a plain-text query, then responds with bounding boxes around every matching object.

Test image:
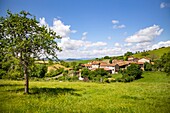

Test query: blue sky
[1,0,170,59]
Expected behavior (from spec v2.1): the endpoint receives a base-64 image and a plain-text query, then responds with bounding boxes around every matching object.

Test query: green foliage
[70,62,77,68]
[1,56,23,79]
[125,64,143,79]
[152,51,170,75]
[46,68,64,77]
[60,61,70,68]
[120,64,143,82]
[0,10,61,93]
[81,68,90,77]
[48,60,54,65]
[153,60,163,71]
[103,56,110,59]
[141,52,149,56]
[30,64,47,78]
[144,62,152,71]
[161,51,170,75]
[109,59,112,64]
[94,68,108,77]
[116,56,124,60]
[123,56,128,61]
[81,68,109,82]
[124,51,133,56]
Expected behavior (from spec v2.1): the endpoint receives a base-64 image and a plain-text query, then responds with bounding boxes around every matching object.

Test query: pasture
[0,72,170,113]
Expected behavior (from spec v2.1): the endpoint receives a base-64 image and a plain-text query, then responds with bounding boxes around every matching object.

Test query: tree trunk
[24,63,29,94]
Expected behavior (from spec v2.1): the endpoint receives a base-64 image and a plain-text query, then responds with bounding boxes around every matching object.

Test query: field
[133,47,170,59]
[0,72,170,113]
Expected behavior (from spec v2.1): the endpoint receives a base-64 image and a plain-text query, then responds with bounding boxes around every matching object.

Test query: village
[81,57,151,74]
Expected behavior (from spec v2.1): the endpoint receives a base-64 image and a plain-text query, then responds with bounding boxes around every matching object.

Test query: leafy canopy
[0,10,61,64]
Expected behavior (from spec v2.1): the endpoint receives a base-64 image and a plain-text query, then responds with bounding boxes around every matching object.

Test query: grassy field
[133,47,170,59]
[0,72,170,113]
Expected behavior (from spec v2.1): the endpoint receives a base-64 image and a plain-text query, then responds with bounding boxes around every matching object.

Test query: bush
[126,64,143,79]
[30,64,47,78]
[144,62,152,71]
[119,64,143,82]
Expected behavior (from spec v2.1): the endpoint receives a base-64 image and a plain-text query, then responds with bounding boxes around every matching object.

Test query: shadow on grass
[0,84,23,87]
[6,87,82,96]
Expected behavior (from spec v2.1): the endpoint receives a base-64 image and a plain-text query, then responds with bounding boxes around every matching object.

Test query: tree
[109,59,112,64]
[81,68,90,78]
[144,62,152,71]
[104,56,110,59]
[161,52,170,75]
[0,10,61,93]
[124,64,143,79]
[124,51,133,56]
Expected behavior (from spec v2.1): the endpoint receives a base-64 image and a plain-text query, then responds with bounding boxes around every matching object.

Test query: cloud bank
[39,18,169,59]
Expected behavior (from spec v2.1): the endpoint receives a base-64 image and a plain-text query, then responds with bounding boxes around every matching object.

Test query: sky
[0,0,170,59]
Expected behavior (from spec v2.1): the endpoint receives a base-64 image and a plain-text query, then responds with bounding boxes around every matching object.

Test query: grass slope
[0,72,170,113]
[133,47,170,59]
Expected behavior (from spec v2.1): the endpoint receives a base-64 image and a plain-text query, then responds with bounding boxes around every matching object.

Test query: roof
[117,61,130,66]
[137,62,144,65]
[103,68,112,71]
[84,64,92,67]
[139,58,151,60]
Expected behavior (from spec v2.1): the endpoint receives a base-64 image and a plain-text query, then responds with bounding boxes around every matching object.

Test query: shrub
[30,64,47,78]
[126,64,143,79]
[144,62,152,71]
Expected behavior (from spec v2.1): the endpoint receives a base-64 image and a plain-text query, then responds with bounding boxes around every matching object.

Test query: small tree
[104,56,110,59]
[124,51,133,56]
[161,52,170,75]
[124,64,142,79]
[144,62,152,71]
[0,10,61,93]
[109,59,112,64]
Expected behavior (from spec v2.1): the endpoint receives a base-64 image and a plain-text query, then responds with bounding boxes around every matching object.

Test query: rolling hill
[133,46,170,59]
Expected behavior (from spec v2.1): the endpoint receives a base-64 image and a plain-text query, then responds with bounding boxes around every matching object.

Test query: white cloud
[57,47,123,59]
[58,37,107,51]
[113,24,126,29]
[160,2,170,8]
[125,25,163,43]
[39,18,76,38]
[124,43,132,47]
[82,32,88,36]
[114,42,120,47]
[112,20,119,24]
[152,41,170,49]
[87,42,107,47]
[71,30,77,33]
[81,32,88,40]
[50,18,72,38]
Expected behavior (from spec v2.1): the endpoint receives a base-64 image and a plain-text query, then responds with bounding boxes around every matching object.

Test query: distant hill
[133,46,170,59]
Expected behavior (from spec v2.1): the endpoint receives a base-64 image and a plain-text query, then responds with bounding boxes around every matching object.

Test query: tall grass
[0,71,170,113]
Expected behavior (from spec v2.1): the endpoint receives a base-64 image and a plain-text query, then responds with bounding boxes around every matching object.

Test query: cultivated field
[0,72,170,113]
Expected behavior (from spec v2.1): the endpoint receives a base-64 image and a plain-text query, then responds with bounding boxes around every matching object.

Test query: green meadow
[0,71,170,113]
[133,47,170,59]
